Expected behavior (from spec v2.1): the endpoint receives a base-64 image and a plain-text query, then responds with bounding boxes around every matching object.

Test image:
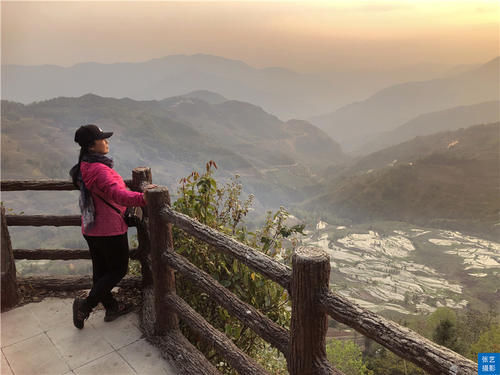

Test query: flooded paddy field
[301,221,500,316]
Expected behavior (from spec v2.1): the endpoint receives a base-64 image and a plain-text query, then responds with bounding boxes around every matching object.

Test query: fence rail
[162,250,290,355]
[165,293,269,375]
[5,214,82,226]
[12,248,140,260]
[318,290,477,374]
[0,179,133,191]
[1,173,477,375]
[161,206,292,289]
[18,275,141,291]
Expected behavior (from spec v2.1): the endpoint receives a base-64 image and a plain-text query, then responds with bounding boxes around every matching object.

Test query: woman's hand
[142,184,158,204]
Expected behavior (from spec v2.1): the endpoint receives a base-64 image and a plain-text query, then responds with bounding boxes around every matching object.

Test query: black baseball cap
[74,124,113,147]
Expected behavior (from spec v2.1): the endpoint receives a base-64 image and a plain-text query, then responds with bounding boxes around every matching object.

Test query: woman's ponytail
[70,145,90,188]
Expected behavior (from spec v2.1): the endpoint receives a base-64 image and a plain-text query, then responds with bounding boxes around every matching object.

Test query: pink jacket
[80,161,146,236]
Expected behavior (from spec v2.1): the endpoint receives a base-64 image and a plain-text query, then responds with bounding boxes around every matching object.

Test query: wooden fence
[0,168,476,375]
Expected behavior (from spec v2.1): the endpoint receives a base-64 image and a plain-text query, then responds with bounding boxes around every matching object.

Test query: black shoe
[73,297,91,329]
[104,302,134,322]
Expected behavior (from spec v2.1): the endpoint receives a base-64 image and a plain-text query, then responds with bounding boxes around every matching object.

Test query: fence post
[1,206,19,311]
[131,167,153,287]
[289,246,335,375]
[146,187,179,336]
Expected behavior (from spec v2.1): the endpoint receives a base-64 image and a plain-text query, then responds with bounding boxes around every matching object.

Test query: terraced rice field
[301,221,499,315]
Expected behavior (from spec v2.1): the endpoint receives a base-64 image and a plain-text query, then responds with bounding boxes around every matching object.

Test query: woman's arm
[93,165,146,207]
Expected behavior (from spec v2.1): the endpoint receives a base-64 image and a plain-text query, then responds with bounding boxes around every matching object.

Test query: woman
[69,124,154,329]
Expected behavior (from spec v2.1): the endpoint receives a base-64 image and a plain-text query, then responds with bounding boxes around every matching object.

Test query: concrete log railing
[318,291,476,375]
[5,215,138,227]
[160,205,292,289]
[150,186,477,375]
[149,192,338,373]
[289,247,340,375]
[1,206,19,310]
[0,179,133,191]
[0,170,145,297]
[5,214,82,227]
[12,247,140,260]
[144,187,224,373]
[165,293,269,375]
[18,275,141,290]
[161,250,290,356]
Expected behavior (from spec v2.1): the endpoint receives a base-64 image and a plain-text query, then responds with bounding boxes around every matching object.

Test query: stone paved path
[1,297,178,375]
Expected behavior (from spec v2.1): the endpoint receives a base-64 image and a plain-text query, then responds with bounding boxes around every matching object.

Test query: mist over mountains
[357,101,500,155]
[1,54,479,121]
[309,57,500,152]
[2,54,340,120]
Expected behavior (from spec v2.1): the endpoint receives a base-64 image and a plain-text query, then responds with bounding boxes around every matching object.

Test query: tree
[426,307,456,337]
[456,307,496,359]
[365,345,427,375]
[433,318,458,350]
[326,338,373,375]
[470,324,500,357]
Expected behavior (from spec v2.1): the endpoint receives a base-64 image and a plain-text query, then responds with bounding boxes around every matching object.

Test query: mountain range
[1,54,480,122]
[355,101,500,155]
[304,122,500,237]
[1,92,343,209]
[2,54,341,120]
[309,57,500,152]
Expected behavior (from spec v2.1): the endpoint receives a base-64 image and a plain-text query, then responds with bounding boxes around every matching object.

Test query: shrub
[172,161,303,372]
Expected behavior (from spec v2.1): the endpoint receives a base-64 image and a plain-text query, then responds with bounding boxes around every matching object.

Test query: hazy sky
[2,1,499,73]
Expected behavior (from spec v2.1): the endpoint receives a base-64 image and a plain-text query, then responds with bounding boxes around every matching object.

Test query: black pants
[83,232,129,310]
